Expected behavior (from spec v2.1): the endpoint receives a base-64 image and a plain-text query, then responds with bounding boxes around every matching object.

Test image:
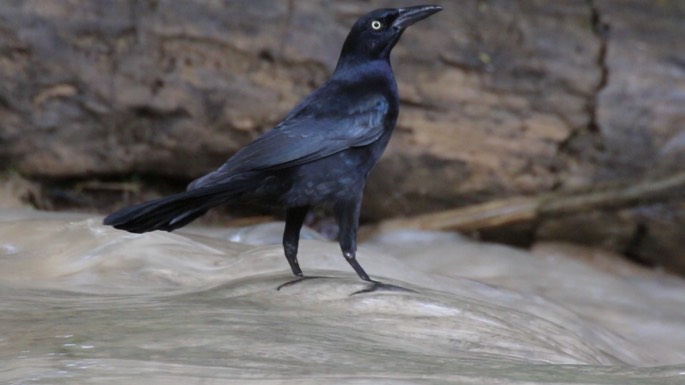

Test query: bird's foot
[276,275,326,291]
[351,280,417,295]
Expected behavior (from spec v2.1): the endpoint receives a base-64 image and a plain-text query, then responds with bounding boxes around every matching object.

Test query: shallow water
[1,210,684,384]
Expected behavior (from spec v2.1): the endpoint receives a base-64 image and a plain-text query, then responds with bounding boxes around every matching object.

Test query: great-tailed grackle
[104,5,442,288]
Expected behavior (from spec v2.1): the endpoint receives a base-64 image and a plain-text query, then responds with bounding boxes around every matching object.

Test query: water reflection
[1,210,684,384]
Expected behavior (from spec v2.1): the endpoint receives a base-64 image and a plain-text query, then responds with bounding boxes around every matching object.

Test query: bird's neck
[332,58,394,83]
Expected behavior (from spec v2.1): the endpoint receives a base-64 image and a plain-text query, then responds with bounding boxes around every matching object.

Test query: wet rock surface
[1,210,684,384]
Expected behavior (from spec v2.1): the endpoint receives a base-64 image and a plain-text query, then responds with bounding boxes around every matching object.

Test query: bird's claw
[351,280,417,295]
[276,275,325,291]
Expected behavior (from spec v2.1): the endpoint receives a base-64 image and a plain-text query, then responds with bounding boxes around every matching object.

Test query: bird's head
[336,5,442,69]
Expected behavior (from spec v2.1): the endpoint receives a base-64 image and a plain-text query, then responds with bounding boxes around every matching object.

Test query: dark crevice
[623,222,657,268]
[586,0,610,134]
[554,1,610,161]
[0,93,11,109]
[131,106,191,120]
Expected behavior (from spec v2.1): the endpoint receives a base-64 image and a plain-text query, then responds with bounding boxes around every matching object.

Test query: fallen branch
[371,171,685,234]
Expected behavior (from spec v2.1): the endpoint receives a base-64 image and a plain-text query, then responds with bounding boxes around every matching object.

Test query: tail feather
[103,182,245,233]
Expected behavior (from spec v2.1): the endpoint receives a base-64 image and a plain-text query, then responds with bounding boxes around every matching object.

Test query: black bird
[104,5,442,288]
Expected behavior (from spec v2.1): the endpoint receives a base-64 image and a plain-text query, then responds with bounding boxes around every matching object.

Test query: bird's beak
[392,5,442,30]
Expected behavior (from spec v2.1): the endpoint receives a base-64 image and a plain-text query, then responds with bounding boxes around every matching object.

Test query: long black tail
[103,181,249,233]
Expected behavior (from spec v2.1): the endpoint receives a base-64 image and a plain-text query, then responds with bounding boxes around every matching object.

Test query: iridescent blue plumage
[104,5,442,285]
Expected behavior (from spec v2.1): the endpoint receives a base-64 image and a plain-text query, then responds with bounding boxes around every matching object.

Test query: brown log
[373,172,685,233]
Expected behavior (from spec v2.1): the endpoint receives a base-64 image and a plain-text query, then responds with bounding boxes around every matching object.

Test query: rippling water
[1,210,684,384]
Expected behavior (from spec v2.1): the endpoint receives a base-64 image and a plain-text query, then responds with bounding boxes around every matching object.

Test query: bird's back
[188,59,399,206]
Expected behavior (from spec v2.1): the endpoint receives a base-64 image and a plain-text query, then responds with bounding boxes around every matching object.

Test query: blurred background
[1,0,684,275]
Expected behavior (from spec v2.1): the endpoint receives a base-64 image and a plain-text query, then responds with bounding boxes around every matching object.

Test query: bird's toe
[276,275,326,291]
[351,280,417,295]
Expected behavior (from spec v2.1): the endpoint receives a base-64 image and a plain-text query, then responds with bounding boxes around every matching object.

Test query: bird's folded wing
[189,94,389,189]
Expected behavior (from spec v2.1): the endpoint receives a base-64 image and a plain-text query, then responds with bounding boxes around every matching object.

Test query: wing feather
[189,92,389,190]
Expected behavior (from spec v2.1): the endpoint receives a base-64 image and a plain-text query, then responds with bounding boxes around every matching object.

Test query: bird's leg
[334,198,372,282]
[282,206,309,277]
[277,206,320,290]
[335,198,417,295]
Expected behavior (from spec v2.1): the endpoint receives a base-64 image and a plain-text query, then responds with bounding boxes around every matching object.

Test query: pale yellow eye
[371,20,383,30]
